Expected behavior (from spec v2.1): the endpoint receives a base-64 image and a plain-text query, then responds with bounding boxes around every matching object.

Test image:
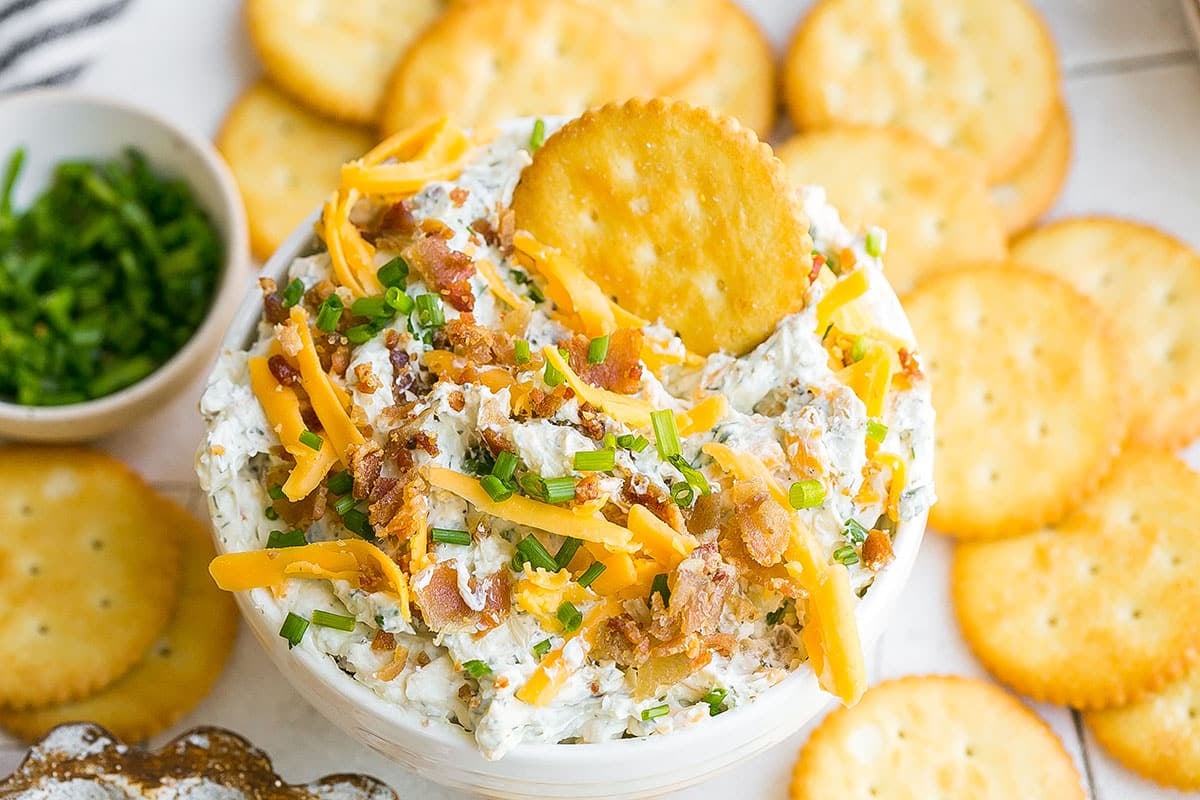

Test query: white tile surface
[4,2,1200,798]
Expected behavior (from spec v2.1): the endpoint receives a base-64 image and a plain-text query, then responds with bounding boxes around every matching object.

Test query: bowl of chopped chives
[0,90,249,441]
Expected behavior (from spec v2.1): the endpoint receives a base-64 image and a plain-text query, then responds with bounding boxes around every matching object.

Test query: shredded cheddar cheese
[515,567,597,632]
[476,257,532,311]
[816,269,869,333]
[323,188,382,298]
[247,356,337,501]
[516,599,619,706]
[626,505,697,568]
[287,307,365,463]
[872,451,907,522]
[676,395,727,436]
[343,117,471,195]
[837,343,896,417]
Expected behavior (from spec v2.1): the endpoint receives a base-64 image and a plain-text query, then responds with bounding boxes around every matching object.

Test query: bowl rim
[211,204,929,765]
[0,88,249,421]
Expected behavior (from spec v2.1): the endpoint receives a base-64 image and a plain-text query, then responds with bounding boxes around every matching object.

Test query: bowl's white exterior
[0,90,249,442]
[213,209,927,800]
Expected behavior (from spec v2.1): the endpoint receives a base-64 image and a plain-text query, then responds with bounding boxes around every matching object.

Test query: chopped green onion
[587,335,610,364]
[532,638,552,659]
[414,293,445,327]
[765,604,787,626]
[264,506,279,521]
[327,470,353,496]
[342,508,374,539]
[315,295,343,332]
[279,612,309,649]
[311,610,356,631]
[333,494,358,516]
[577,561,606,589]
[268,484,286,501]
[542,476,577,504]
[463,659,492,678]
[825,251,842,275]
[527,282,545,303]
[833,545,860,566]
[464,445,496,476]
[516,536,558,572]
[641,704,670,721]
[699,688,727,716]
[518,472,546,500]
[574,449,615,471]
[789,479,826,510]
[850,336,867,363]
[266,529,306,549]
[844,518,869,544]
[352,296,389,319]
[866,419,888,443]
[377,256,409,288]
[514,339,531,364]
[557,601,582,633]
[492,451,519,482]
[865,227,885,258]
[511,551,528,572]
[385,285,414,313]
[651,409,682,460]
[481,474,513,502]
[431,527,472,546]
[668,454,710,495]
[617,433,650,453]
[670,480,695,508]
[555,537,582,569]
[529,118,547,150]
[298,430,323,451]
[346,324,375,344]
[602,432,617,450]
[650,573,671,607]
[543,350,568,387]
[281,278,305,307]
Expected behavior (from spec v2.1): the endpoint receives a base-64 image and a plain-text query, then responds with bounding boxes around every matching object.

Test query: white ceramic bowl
[0,90,249,442]
[212,208,928,800]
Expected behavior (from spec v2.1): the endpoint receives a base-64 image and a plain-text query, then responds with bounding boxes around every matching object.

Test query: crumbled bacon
[862,529,895,571]
[371,630,396,652]
[448,390,466,412]
[374,645,409,681]
[480,428,512,457]
[593,613,651,667]
[513,386,568,419]
[573,473,604,505]
[379,201,417,237]
[259,278,288,324]
[411,562,510,634]
[808,253,826,283]
[419,218,455,240]
[354,363,381,394]
[449,187,469,207]
[497,209,516,252]
[406,236,476,312]
[898,347,924,381]
[267,355,299,387]
[623,475,686,533]
[686,492,721,540]
[274,322,302,358]
[561,329,643,394]
[724,481,789,567]
[304,279,337,309]
[665,544,735,636]
[413,431,439,456]
[315,333,351,377]
[470,218,498,246]
[349,441,384,500]
[444,314,508,365]
[577,403,607,441]
[415,650,431,667]
[266,465,328,529]
[384,330,418,398]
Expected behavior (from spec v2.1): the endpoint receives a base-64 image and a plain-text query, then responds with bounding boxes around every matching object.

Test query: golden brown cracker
[0,448,181,709]
[216,81,375,261]
[992,101,1071,236]
[903,266,1125,538]
[510,98,813,356]
[777,125,1006,295]
[1012,217,1200,448]
[380,0,649,134]
[246,0,444,124]
[954,447,1200,709]
[582,0,722,89]
[1086,666,1200,791]
[0,500,238,742]
[790,676,1085,800]
[784,0,1060,181]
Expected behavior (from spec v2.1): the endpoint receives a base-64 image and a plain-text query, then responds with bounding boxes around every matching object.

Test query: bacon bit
[371,630,396,652]
[449,187,470,207]
[413,431,439,456]
[623,475,686,533]
[497,209,516,253]
[274,322,303,358]
[267,355,299,387]
[724,481,789,567]
[493,675,510,690]
[374,645,409,682]
[898,348,924,381]
[415,650,431,667]
[448,390,466,412]
[809,253,826,283]
[259,278,289,324]
[412,563,510,634]
[862,529,895,571]
[445,314,510,365]
[304,279,337,310]
[420,218,455,240]
[560,329,643,394]
[480,428,512,457]
[405,235,475,312]
[457,684,474,701]
[354,363,381,394]
[370,470,428,541]
[686,492,721,540]
[470,218,498,246]
[593,613,651,667]
[384,330,418,398]
[577,405,606,441]
[512,386,569,419]
[378,201,417,237]
[839,248,858,273]
[319,335,351,377]
[664,544,735,637]
[589,681,601,695]
[573,473,604,505]
[705,632,737,658]
[349,440,384,500]
[273,476,329,529]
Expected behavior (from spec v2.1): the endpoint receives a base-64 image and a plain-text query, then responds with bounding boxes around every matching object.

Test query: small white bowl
[212,209,928,800]
[0,90,249,442]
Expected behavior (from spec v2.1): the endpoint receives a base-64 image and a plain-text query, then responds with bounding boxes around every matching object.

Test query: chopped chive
[700,688,727,716]
[298,430,323,451]
[765,604,787,626]
[529,118,547,150]
[264,506,279,520]
[385,285,414,314]
[462,659,492,678]
[542,476,577,504]
[602,432,617,450]
[346,324,375,344]
[481,474,513,502]
[281,278,305,307]
[577,561,606,589]
[865,227,885,258]
[492,451,519,482]
[342,508,374,539]
[377,256,409,288]
[844,518,869,544]
[511,551,528,572]
[312,610,356,631]
[555,537,582,570]
[327,470,353,496]
[279,612,309,649]
[414,293,445,327]
[651,410,682,460]
[866,419,888,443]
[850,336,867,363]
[518,472,546,500]
[527,282,545,303]
[557,601,583,633]
[587,334,610,364]
[315,294,343,332]
[825,251,842,275]
[789,479,826,510]
[650,573,671,607]
[668,454,710,495]
[641,704,670,721]
[352,296,389,319]
[617,433,650,453]
[833,545,860,566]
[670,480,695,508]
[431,527,472,546]
[574,449,615,471]
[543,350,566,387]
[268,484,286,500]
[516,536,558,572]
[532,638,552,659]
[266,529,306,549]
[333,494,357,516]
[514,339,531,364]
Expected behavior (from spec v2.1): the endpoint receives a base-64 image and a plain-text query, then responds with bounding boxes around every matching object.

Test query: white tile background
[2,1,1199,797]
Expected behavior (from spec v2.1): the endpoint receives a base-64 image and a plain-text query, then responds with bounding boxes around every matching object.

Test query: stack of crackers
[220,0,778,261]
[0,447,238,744]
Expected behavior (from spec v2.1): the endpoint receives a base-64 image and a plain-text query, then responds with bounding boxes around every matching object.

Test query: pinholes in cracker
[216,81,375,261]
[0,499,237,741]
[246,0,443,124]
[784,0,1060,181]
[511,99,813,356]
[380,0,649,134]
[790,676,1085,800]
[777,126,1006,295]
[991,102,1072,236]
[1012,217,1200,448]
[903,266,1126,538]
[954,447,1200,709]
[0,447,181,709]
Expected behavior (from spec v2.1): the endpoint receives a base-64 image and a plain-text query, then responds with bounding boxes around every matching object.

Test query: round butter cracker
[511,98,813,356]
[777,125,1006,295]
[1012,217,1200,448]
[580,0,723,89]
[954,447,1200,709]
[991,101,1072,236]
[0,447,181,709]
[903,266,1126,539]
[783,0,1060,181]
[790,676,1085,800]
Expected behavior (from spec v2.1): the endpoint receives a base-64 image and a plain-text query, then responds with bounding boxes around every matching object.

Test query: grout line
[1072,710,1101,799]
[1065,49,1198,80]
